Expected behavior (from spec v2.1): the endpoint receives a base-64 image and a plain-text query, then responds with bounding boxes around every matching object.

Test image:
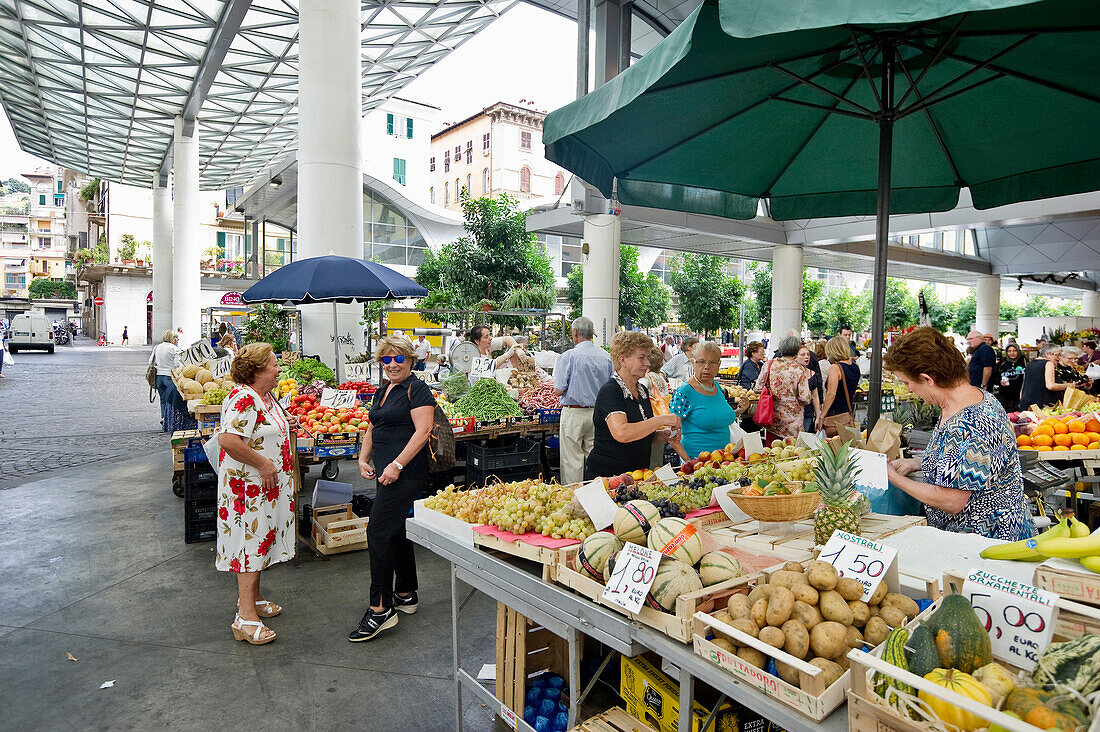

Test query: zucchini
[875,627,916,700]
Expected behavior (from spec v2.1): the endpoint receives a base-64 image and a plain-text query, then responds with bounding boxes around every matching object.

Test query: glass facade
[363,189,428,268]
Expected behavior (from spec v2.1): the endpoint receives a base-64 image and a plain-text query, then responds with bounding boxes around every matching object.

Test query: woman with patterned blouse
[754,334,812,441]
[215,342,297,645]
[884,327,1035,541]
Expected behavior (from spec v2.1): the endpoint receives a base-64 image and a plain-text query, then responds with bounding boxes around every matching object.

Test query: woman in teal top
[669,341,737,459]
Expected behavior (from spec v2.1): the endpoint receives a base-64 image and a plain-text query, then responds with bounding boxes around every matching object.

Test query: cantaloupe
[613,500,660,545]
[181,378,204,396]
[648,557,703,612]
[202,382,218,392]
[181,364,200,379]
[698,551,745,586]
[575,532,623,581]
[195,368,213,384]
[647,517,703,566]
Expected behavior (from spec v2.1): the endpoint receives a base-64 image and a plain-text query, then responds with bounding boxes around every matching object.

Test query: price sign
[209,356,232,379]
[320,388,357,409]
[818,530,899,602]
[471,356,493,377]
[742,430,765,459]
[281,351,300,366]
[653,464,679,486]
[499,702,519,730]
[279,394,293,409]
[961,569,1057,671]
[344,361,371,381]
[179,340,217,367]
[574,478,619,529]
[602,542,663,614]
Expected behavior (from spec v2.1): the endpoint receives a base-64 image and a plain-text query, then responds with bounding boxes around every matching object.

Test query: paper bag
[836,424,864,448]
[866,417,903,461]
[1063,387,1091,411]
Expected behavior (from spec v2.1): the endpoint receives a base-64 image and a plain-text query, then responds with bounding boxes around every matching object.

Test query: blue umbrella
[242,255,427,381]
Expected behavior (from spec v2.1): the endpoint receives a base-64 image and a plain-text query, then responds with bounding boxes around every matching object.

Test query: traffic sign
[93,296,104,306]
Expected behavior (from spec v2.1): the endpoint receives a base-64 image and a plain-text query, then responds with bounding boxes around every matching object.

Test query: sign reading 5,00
[961,569,1056,671]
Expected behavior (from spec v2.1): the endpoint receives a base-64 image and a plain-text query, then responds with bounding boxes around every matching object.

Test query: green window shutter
[39,195,46,205]
[406,118,413,138]
[276,237,285,252]
[393,158,406,185]
[386,113,394,135]
[216,231,226,258]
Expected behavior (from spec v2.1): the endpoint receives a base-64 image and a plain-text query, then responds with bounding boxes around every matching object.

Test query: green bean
[453,378,523,420]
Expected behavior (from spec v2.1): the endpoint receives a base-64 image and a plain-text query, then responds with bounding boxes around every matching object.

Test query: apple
[608,476,622,491]
[770,440,784,449]
[698,451,711,461]
[620,473,635,486]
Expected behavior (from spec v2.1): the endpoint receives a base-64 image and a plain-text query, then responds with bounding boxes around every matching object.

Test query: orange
[1053,445,1070,451]
[1086,418,1100,433]
[1068,420,1087,433]
[1054,434,1073,447]
[1034,424,1055,437]
[1090,442,1100,450]
[1087,432,1100,443]
[1071,433,1090,446]
[1032,434,1053,447]
[1017,435,1033,447]
[1053,421,1069,435]
[1071,444,1087,451]
[1036,445,1053,452]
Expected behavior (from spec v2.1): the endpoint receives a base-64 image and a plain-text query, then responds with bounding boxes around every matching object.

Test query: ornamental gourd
[918,668,992,732]
[904,624,941,678]
[924,588,992,674]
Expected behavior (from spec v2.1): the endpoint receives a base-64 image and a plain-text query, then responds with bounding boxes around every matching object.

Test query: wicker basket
[726,486,820,522]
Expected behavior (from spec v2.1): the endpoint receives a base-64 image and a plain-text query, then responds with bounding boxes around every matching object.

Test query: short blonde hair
[374,335,416,361]
[648,346,664,372]
[161,329,177,343]
[824,335,852,363]
[610,331,655,370]
[230,342,275,385]
[218,333,236,348]
[693,341,722,362]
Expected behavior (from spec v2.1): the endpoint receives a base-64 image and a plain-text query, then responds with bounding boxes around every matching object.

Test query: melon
[648,557,703,612]
[195,368,213,385]
[613,500,660,545]
[698,551,745,586]
[181,364,200,379]
[202,381,219,392]
[647,517,704,566]
[574,532,623,581]
[182,378,204,395]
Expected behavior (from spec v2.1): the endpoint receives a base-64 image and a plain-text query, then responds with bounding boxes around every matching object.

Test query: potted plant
[477,298,496,312]
[119,233,137,264]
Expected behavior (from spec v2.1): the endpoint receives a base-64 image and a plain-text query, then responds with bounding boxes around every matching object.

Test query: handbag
[754,359,775,426]
[406,383,456,473]
[822,365,856,437]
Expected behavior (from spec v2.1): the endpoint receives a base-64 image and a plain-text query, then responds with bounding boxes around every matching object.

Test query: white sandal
[230,614,276,645]
[237,599,282,618]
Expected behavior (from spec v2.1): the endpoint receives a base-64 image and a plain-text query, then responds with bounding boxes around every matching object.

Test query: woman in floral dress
[215,342,296,645]
[755,334,812,441]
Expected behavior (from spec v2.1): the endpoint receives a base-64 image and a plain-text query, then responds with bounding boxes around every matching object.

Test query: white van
[7,312,54,354]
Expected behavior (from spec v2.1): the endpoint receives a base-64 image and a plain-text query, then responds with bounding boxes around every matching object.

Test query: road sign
[93,296,104,306]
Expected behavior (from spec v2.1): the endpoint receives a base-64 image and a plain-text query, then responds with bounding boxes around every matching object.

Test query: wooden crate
[495,603,571,715]
[311,504,368,555]
[709,513,927,563]
[473,530,578,582]
[567,707,650,732]
[552,544,752,643]
[1035,557,1100,608]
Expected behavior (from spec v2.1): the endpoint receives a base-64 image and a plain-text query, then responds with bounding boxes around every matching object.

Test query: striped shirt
[553,340,613,407]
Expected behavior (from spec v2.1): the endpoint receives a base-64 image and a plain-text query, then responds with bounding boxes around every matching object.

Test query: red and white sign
[93,296,105,306]
[146,291,153,303]
[220,291,244,306]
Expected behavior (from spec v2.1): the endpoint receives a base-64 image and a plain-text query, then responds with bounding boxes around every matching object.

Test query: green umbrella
[544,0,1100,426]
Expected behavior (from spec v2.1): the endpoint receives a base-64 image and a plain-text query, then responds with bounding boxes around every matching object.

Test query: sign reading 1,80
[601,542,662,614]
[817,530,899,603]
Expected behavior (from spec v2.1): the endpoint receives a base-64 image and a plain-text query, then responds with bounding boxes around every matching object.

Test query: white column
[770,244,803,342]
[298,0,363,372]
[1082,291,1100,318]
[975,274,1001,336]
[582,214,621,346]
[171,116,200,345]
[152,173,173,342]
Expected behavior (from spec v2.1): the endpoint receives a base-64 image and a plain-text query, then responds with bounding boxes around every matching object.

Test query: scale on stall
[449,341,482,374]
[1019,450,1073,493]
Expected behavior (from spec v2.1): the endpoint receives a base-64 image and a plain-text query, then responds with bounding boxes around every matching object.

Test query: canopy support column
[770,245,803,343]
[582,214,621,346]
[868,41,896,430]
[1082,291,1099,318]
[975,275,1001,337]
[171,116,200,344]
[152,171,173,342]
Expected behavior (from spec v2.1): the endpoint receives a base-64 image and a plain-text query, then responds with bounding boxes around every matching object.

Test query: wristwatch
[392,460,404,471]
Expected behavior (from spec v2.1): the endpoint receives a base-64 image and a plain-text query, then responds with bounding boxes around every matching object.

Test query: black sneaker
[393,592,418,615]
[348,608,398,642]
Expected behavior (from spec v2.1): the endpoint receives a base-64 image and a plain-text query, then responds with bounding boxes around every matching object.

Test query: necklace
[693,376,717,394]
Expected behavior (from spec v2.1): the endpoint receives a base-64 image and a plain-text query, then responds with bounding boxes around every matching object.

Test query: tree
[918,287,955,332]
[28,279,77,299]
[748,262,772,330]
[1000,301,1019,322]
[1051,299,1081,316]
[668,253,745,336]
[1020,296,1052,318]
[884,278,918,329]
[802,272,825,327]
[952,292,977,334]
[3,177,29,193]
[415,191,554,310]
[564,245,671,328]
[636,273,672,329]
[808,287,869,335]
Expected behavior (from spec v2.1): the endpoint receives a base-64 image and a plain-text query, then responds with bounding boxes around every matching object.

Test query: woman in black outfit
[817,336,860,436]
[349,336,436,642]
[995,343,1027,412]
[1019,344,1074,410]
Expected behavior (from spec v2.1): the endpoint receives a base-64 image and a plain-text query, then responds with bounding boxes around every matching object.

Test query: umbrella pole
[333,300,341,385]
[868,41,896,432]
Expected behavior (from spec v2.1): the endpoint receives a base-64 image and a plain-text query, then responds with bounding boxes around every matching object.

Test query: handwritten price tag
[209,356,232,379]
[320,388,357,409]
[279,394,293,409]
[962,569,1056,671]
[602,542,663,614]
[818,530,898,602]
[179,340,217,367]
[653,464,679,486]
[471,356,494,377]
[344,361,371,381]
[574,479,618,530]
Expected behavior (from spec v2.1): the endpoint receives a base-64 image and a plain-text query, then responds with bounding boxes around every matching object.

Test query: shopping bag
[3,348,12,367]
[754,360,775,426]
[866,417,903,461]
[203,432,221,469]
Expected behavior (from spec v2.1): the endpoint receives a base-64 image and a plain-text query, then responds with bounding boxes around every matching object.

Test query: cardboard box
[619,655,709,732]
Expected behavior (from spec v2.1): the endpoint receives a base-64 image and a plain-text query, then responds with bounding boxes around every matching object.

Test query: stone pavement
[0,340,506,731]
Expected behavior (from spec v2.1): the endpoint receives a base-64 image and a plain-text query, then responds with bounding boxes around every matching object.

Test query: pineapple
[813,441,863,545]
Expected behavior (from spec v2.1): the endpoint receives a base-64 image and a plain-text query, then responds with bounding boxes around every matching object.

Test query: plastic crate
[536,408,562,424]
[464,462,541,489]
[185,462,216,485]
[185,499,217,523]
[184,519,217,543]
[183,445,209,464]
[466,437,540,471]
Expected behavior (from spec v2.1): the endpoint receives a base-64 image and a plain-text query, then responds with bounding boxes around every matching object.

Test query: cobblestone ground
[0,337,167,489]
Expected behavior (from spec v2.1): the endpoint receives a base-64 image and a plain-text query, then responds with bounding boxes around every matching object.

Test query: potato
[775,660,801,686]
[758,626,785,649]
[729,618,759,641]
[737,646,767,669]
[791,600,823,629]
[809,621,848,660]
[848,600,870,628]
[751,598,769,628]
[868,580,888,606]
[868,604,880,618]
[845,625,865,649]
[864,616,890,646]
[781,619,810,659]
[782,561,805,572]
[878,605,907,629]
[835,653,851,671]
[769,570,808,589]
[711,637,736,653]
[818,590,854,626]
[766,586,795,627]
[711,610,736,644]
[835,577,864,602]
[882,593,920,618]
[727,594,753,621]
[805,658,844,693]
[806,561,839,591]
[747,583,774,607]
[791,584,819,605]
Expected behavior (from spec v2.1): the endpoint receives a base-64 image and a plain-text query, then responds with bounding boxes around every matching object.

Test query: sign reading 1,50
[968,592,1047,640]
[819,546,886,578]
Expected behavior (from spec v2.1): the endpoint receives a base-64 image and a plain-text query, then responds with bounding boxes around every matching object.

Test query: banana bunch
[980,513,1100,573]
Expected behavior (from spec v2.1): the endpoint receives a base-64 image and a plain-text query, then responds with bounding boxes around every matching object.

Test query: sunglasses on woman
[380,355,406,364]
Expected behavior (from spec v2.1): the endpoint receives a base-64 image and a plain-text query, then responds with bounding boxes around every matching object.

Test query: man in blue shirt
[966,330,997,389]
[553,316,614,485]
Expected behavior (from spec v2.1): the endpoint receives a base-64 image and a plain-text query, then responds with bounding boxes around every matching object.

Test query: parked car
[7,312,55,354]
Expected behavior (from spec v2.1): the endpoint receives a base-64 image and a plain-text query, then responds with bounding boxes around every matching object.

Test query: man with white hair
[966,330,996,390]
[553,317,614,485]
